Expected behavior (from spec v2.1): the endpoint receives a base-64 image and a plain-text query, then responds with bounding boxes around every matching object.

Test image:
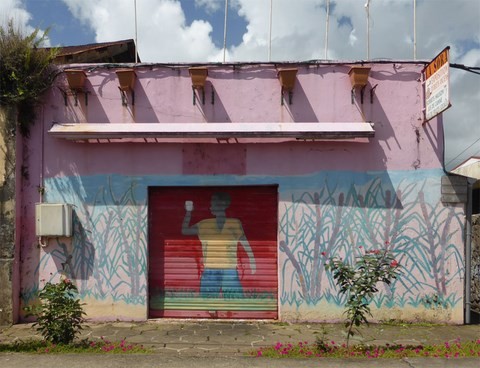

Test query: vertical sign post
[424,46,451,122]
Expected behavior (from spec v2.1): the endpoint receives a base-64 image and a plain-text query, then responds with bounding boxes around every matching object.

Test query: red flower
[390,260,399,267]
[321,252,327,257]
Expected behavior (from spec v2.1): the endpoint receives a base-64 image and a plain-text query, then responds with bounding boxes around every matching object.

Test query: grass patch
[0,337,152,354]
[252,338,480,358]
[380,319,443,327]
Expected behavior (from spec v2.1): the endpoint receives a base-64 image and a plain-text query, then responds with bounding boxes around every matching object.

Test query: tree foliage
[325,247,401,347]
[0,20,59,135]
[25,279,86,345]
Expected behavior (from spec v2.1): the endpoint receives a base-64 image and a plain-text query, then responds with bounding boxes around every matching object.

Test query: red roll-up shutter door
[148,186,278,319]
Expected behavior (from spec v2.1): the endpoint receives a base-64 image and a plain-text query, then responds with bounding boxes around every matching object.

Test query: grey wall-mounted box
[35,203,73,237]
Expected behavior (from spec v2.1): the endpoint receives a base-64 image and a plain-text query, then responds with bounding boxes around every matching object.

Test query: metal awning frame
[48,122,375,141]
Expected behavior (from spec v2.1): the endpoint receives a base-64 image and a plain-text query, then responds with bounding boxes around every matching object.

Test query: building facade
[16,61,465,323]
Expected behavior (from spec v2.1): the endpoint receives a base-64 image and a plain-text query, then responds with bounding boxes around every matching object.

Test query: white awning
[48,122,375,141]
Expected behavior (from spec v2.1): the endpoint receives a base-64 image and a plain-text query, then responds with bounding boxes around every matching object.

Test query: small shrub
[325,246,401,346]
[25,279,86,345]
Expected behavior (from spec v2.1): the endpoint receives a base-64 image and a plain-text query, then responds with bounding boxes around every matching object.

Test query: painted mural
[278,170,464,321]
[181,193,257,296]
[20,168,464,322]
[148,186,278,319]
[21,177,148,317]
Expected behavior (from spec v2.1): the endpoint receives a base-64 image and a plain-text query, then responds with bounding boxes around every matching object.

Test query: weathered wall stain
[0,106,16,325]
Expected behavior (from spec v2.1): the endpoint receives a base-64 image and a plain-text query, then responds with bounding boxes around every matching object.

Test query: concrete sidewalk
[0,321,479,367]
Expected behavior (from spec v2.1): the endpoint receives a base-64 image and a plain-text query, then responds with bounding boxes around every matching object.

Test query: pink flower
[257,350,262,357]
[390,260,399,267]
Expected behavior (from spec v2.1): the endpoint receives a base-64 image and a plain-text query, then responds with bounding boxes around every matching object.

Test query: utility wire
[450,63,480,75]
[444,62,480,167]
[446,136,480,168]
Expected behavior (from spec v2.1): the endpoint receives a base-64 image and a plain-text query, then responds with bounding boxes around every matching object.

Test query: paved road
[1,321,479,367]
[1,354,479,368]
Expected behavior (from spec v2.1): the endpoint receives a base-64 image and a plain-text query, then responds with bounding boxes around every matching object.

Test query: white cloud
[228,0,330,61]
[0,0,31,30]
[0,0,51,46]
[459,48,480,68]
[62,0,221,62]
[195,0,224,13]
[349,29,358,47]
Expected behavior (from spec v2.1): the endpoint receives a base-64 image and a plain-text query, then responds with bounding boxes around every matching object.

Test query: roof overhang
[450,157,480,180]
[48,122,375,142]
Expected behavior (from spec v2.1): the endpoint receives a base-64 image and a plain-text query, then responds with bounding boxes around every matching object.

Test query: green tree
[325,248,401,347]
[0,20,59,135]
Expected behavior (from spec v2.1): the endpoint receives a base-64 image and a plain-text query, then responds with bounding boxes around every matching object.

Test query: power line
[446,136,480,168]
[450,63,480,75]
[445,64,480,167]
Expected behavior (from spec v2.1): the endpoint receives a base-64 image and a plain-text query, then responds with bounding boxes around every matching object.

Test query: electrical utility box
[35,203,73,237]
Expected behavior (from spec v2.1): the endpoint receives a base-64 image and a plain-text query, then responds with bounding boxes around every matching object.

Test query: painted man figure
[181,192,256,298]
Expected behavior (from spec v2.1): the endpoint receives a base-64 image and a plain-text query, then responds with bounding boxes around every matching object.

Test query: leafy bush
[25,279,86,345]
[325,247,401,346]
[0,20,58,135]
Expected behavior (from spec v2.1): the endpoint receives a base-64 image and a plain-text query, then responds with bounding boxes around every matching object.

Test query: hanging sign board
[424,46,451,122]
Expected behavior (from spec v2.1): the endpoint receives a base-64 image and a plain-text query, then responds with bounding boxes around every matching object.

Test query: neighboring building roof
[451,156,480,180]
[52,39,140,64]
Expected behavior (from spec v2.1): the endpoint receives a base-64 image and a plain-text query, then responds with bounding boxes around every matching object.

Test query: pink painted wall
[15,61,462,323]
[39,62,442,177]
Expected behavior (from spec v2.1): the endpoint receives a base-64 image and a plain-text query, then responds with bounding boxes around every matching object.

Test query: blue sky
[22,0,248,49]
[1,0,480,169]
[24,0,95,45]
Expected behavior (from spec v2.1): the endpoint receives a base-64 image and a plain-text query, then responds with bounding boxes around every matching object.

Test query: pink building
[16,60,465,323]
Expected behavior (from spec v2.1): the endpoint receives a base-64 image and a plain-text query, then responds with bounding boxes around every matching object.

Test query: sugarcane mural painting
[279,175,463,312]
[20,168,464,320]
[23,177,148,307]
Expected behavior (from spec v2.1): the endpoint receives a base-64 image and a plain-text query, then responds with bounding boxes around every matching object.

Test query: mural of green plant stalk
[23,169,464,318]
[279,174,464,310]
[31,177,148,306]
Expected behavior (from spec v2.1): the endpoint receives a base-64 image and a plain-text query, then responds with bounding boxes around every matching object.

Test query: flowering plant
[325,246,401,346]
[25,278,85,344]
